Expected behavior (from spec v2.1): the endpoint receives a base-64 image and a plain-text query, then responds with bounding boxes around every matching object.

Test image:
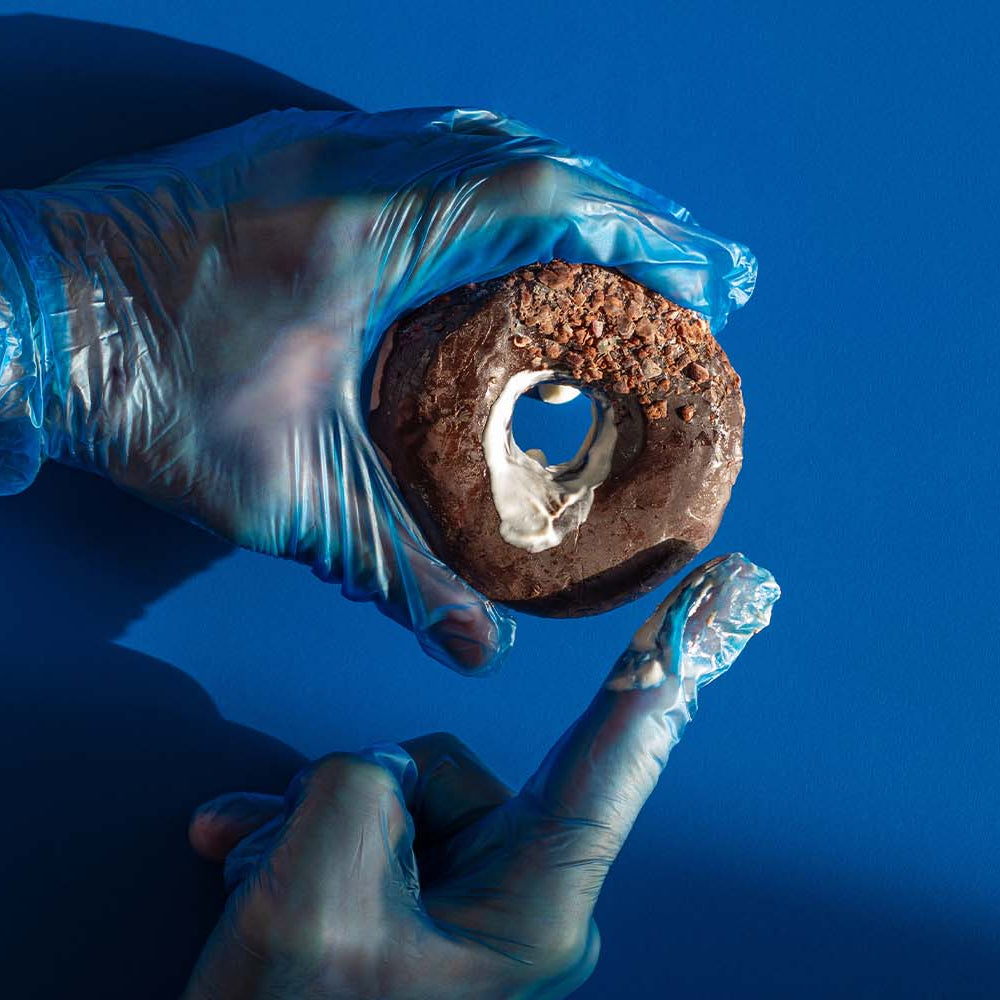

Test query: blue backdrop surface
[1,3,998,998]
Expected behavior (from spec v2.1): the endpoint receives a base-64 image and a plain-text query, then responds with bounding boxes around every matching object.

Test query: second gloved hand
[0,108,755,672]
[182,554,779,1000]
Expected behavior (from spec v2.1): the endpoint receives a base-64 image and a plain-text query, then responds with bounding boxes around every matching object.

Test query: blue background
[1,3,998,997]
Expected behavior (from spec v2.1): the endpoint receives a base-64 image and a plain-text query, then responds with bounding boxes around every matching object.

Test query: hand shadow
[0,15,358,999]
[0,13,358,189]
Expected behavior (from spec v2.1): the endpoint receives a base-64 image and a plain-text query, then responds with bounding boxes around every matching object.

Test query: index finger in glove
[519,553,780,873]
[359,110,755,343]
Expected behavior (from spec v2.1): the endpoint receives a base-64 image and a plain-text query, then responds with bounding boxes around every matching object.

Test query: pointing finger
[520,553,779,871]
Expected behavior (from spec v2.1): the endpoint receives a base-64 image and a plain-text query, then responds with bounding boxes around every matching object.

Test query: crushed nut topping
[509,260,739,422]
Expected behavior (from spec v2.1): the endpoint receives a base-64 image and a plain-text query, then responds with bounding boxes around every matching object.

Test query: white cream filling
[536,383,581,405]
[482,369,617,553]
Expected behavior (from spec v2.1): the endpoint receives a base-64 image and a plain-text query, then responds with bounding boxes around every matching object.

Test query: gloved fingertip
[356,742,419,805]
[611,552,780,696]
[725,243,758,311]
[420,602,515,676]
[188,792,284,862]
[189,813,227,862]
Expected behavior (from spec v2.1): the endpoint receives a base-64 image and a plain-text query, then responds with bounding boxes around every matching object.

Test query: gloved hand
[182,553,779,1000]
[0,107,755,672]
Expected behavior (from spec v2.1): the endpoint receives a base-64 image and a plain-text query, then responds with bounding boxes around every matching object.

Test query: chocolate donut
[367,260,744,616]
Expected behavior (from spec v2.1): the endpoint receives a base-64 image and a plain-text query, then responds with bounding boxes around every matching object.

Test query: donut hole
[482,370,618,553]
[511,383,597,468]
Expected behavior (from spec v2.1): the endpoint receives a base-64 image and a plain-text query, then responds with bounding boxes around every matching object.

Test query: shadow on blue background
[1,12,998,1000]
[0,15,333,998]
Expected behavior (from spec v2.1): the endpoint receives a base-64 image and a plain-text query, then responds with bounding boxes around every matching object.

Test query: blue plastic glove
[183,553,779,1000]
[0,108,755,672]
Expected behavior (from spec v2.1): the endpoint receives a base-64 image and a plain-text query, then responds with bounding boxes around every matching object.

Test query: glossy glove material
[183,554,779,1000]
[0,208,50,494]
[0,108,756,671]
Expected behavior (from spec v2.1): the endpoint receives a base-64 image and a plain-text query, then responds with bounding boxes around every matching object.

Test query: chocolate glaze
[367,261,744,616]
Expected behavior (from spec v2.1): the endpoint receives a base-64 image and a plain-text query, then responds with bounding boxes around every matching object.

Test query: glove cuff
[0,194,54,495]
